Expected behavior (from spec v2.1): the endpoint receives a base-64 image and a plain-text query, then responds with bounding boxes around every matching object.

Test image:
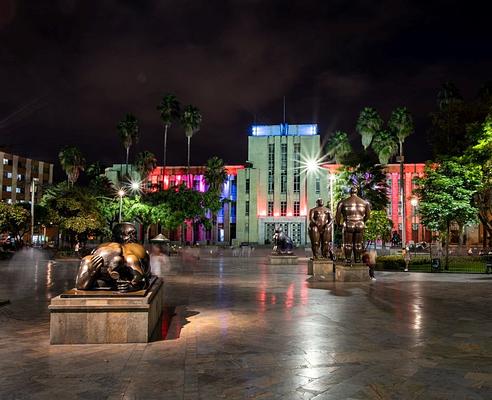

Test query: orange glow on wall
[274,212,280,217]
[258,210,267,217]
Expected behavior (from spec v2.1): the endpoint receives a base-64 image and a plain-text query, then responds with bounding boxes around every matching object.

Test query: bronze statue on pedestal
[335,187,371,265]
[75,223,151,292]
[308,198,333,259]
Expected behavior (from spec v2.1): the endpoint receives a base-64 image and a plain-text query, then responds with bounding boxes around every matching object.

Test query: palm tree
[204,157,228,243]
[180,105,202,185]
[135,151,157,181]
[371,130,398,165]
[117,113,139,177]
[388,107,414,157]
[356,107,383,150]
[325,131,352,164]
[58,146,85,186]
[388,107,414,249]
[437,81,463,110]
[157,94,181,171]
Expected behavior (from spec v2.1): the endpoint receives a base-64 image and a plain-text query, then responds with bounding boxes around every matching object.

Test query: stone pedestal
[308,259,334,281]
[335,264,370,282]
[269,255,298,265]
[49,278,164,344]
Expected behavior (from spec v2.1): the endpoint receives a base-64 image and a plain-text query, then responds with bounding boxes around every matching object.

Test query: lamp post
[304,158,320,246]
[30,178,39,244]
[329,173,336,249]
[410,197,418,252]
[397,153,406,249]
[118,189,125,223]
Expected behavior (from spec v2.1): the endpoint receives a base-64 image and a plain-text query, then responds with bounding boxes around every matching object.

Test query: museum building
[105,123,482,246]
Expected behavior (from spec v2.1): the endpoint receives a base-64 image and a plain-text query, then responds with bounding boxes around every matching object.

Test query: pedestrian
[362,250,377,281]
[403,247,411,272]
[74,241,80,258]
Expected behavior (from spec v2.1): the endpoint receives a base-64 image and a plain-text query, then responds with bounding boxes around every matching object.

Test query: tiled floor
[1,248,492,399]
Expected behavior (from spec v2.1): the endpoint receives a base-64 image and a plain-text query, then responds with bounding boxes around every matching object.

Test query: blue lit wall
[250,123,318,137]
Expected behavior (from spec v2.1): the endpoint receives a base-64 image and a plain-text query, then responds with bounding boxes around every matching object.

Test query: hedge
[376,255,487,273]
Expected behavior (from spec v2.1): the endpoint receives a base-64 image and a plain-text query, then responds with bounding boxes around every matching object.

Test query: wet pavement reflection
[1,249,492,399]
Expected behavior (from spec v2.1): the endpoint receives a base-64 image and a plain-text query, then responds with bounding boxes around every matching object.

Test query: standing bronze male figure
[335,187,371,264]
[308,198,333,259]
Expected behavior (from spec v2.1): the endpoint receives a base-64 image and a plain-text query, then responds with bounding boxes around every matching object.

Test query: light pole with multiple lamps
[329,173,336,249]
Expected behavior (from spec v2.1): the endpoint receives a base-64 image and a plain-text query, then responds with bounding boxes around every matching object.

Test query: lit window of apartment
[17,174,23,181]
[3,159,8,165]
[16,188,21,193]
[280,201,287,216]
[293,201,300,217]
[6,186,12,192]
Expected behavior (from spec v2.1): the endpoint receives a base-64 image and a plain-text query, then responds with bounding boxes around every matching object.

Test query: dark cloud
[1,0,491,178]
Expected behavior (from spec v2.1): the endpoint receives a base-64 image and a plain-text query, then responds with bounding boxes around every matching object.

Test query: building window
[17,174,23,181]
[16,187,21,193]
[268,201,274,217]
[293,201,300,217]
[245,201,249,216]
[280,201,287,216]
[281,143,287,193]
[315,177,320,194]
[6,186,12,192]
[387,207,392,216]
[398,200,402,216]
[387,179,392,194]
[412,223,419,231]
[5,172,12,179]
[3,159,8,165]
[268,143,275,194]
[293,143,300,193]
[245,178,250,194]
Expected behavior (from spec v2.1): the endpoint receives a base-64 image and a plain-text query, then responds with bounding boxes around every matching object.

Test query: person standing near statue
[335,187,371,264]
[308,198,333,259]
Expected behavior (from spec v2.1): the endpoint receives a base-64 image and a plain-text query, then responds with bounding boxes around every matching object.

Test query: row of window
[2,186,23,193]
[245,201,301,217]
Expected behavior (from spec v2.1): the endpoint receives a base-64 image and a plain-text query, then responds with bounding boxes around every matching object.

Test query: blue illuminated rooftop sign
[250,123,318,136]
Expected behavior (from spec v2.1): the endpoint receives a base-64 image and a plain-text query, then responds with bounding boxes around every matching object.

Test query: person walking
[362,250,377,281]
[403,246,411,272]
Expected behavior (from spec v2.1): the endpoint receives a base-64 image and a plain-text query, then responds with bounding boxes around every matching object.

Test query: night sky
[1,0,491,178]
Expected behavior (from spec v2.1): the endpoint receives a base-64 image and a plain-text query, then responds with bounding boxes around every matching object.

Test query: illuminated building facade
[0,150,53,204]
[105,164,242,243]
[236,124,325,246]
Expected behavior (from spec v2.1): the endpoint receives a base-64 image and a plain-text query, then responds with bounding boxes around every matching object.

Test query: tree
[0,202,30,245]
[371,130,398,165]
[465,110,492,246]
[117,113,139,176]
[365,210,393,249]
[437,81,463,110]
[414,160,481,269]
[180,105,202,176]
[356,107,383,150]
[325,131,352,164]
[135,151,157,181]
[157,94,181,169]
[58,146,85,186]
[41,183,106,246]
[388,107,414,157]
[86,162,102,179]
[333,152,389,211]
[204,156,228,243]
[121,196,171,244]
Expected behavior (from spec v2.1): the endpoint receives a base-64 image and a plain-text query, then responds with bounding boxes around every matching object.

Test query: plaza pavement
[0,248,491,399]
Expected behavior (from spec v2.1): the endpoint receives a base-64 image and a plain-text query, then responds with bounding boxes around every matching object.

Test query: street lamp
[118,189,125,223]
[411,197,418,247]
[30,178,39,245]
[329,173,337,249]
[302,157,322,245]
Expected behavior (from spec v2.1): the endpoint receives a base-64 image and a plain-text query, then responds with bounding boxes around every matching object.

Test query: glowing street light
[410,197,418,207]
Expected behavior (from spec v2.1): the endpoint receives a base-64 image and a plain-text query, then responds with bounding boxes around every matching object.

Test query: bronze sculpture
[272,227,294,255]
[335,187,371,264]
[308,198,333,259]
[75,223,151,292]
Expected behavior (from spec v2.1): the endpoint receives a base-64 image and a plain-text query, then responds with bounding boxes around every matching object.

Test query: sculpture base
[269,255,298,265]
[49,278,164,344]
[308,259,334,281]
[334,264,370,282]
